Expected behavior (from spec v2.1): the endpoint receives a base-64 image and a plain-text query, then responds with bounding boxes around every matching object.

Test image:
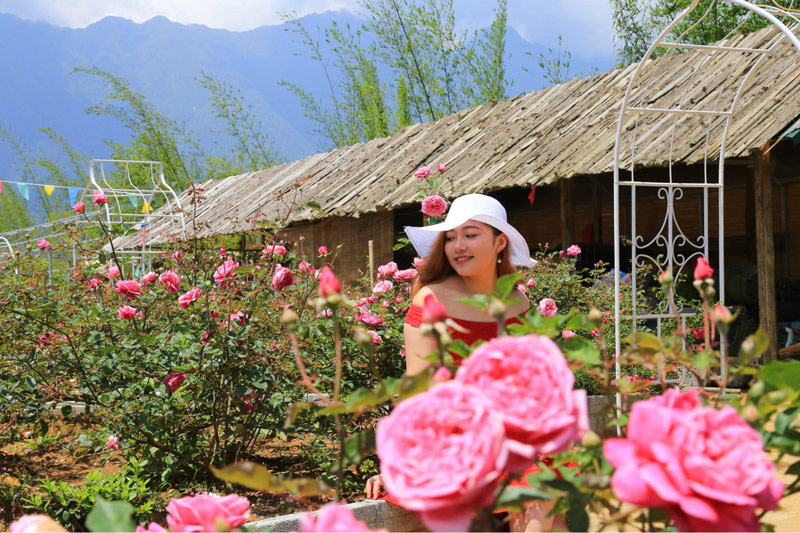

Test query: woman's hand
[364,474,384,499]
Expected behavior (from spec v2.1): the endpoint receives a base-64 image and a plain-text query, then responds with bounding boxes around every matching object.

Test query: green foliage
[22,461,169,531]
[610,0,783,67]
[281,0,510,149]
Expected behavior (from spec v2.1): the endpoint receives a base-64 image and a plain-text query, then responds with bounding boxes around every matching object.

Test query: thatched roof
[115,24,800,248]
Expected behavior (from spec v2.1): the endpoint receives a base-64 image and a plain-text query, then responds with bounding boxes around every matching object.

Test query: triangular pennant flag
[128,194,139,208]
[0,181,3,194]
[44,185,55,196]
[141,200,151,213]
[528,186,536,207]
[68,188,80,205]
[15,183,29,201]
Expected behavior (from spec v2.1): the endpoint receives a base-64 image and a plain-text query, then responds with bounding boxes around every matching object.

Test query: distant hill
[0,11,614,185]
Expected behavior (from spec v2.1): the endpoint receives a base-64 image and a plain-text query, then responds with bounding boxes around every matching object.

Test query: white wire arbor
[0,159,186,280]
[613,0,800,385]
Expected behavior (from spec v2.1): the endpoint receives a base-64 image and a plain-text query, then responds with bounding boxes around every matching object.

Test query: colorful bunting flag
[44,185,55,196]
[15,183,29,201]
[129,194,139,208]
[68,188,80,205]
[0,181,3,194]
[528,186,536,207]
[141,201,152,213]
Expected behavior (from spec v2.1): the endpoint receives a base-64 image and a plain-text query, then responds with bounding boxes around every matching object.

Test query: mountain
[0,11,615,186]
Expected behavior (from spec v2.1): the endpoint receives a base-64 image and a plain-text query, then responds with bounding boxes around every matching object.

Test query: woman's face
[444,220,507,277]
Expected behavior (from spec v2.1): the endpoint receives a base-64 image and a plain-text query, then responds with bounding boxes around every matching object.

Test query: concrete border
[246,500,424,532]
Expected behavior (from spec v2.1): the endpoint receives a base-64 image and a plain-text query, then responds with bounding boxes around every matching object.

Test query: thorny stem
[289,332,331,406]
[333,318,345,501]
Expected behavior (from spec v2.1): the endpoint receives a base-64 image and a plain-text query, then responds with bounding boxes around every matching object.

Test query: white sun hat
[404,194,536,267]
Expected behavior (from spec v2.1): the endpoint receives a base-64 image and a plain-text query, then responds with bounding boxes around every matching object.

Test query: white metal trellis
[87,159,186,276]
[613,1,800,388]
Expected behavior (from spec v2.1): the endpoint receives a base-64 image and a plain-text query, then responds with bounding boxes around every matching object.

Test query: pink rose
[264,244,287,257]
[118,305,137,319]
[561,330,576,339]
[298,260,311,273]
[106,435,121,450]
[92,189,108,206]
[272,265,294,291]
[456,335,588,471]
[214,259,240,287]
[89,278,101,289]
[159,270,182,293]
[318,266,340,297]
[165,493,250,533]
[172,250,183,260]
[72,201,85,213]
[164,372,187,394]
[433,366,452,382]
[566,244,581,256]
[422,293,447,324]
[372,280,393,294]
[515,282,525,294]
[115,279,143,300]
[377,381,508,532]
[413,166,432,179]
[413,257,425,269]
[392,268,417,282]
[37,239,51,250]
[538,297,558,317]
[299,502,384,532]
[421,195,447,217]
[604,388,783,532]
[316,309,333,319]
[318,245,328,255]
[368,330,382,347]
[694,257,714,281]
[229,311,246,326]
[141,272,157,286]
[107,264,121,278]
[437,163,446,173]
[526,278,536,288]
[219,248,226,256]
[9,514,67,533]
[178,288,202,309]
[377,261,398,279]
[360,314,384,327]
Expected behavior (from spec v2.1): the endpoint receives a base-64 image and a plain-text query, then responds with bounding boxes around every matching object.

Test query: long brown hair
[411,227,515,296]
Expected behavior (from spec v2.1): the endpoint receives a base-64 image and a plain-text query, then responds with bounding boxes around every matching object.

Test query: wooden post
[560,179,574,249]
[752,144,777,363]
[368,240,375,284]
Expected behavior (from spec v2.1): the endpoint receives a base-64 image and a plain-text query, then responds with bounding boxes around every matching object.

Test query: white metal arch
[613,1,800,386]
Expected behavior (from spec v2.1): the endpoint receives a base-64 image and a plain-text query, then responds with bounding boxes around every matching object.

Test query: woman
[366,194,560,531]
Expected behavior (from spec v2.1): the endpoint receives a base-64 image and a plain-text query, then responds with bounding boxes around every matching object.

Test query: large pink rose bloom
[393,268,417,282]
[214,259,240,287]
[376,381,508,532]
[165,493,250,532]
[603,388,784,532]
[456,335,588,471]
[272,265,294,291]
[115,279,143,300]
[159,270,182,293]
[377,261,398,279]
[421,195,448,217]
[299,502,385,532]
[9,514,67,532]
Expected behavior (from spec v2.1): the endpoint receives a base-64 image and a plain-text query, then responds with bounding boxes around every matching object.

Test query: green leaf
[567,506,589,532]
[494,486,553,511]
[60,404,73,417]
[342,430,376,466]
[306,200,321,210]
[775,406,799,435]
[211,462,332,497]
[785,461,800,476]
[495,273,521,299]
[629,332,662,354]
[86,497,136,533]
[561,336,601,364]
[457,294,490,310]
[758,361,800,391]
[283,402,311,429]
[739,328,769,365]
[563,312,591,332]
[233,265,258,275]
[446,340,472,359]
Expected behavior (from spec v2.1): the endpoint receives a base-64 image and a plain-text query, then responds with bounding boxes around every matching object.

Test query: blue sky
[0,0,617,59]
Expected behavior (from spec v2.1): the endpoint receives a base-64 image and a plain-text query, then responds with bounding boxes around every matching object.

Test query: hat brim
[405,214,536,268]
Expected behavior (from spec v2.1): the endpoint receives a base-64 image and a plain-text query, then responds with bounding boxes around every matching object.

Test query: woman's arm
[404,287,440,375]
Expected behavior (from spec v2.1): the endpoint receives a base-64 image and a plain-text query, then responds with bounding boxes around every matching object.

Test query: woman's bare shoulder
[508,288,531,317]
[411,278,457,307]
[411,285,435,307]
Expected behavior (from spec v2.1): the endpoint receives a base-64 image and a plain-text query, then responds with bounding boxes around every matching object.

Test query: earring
[497,258,502,264]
